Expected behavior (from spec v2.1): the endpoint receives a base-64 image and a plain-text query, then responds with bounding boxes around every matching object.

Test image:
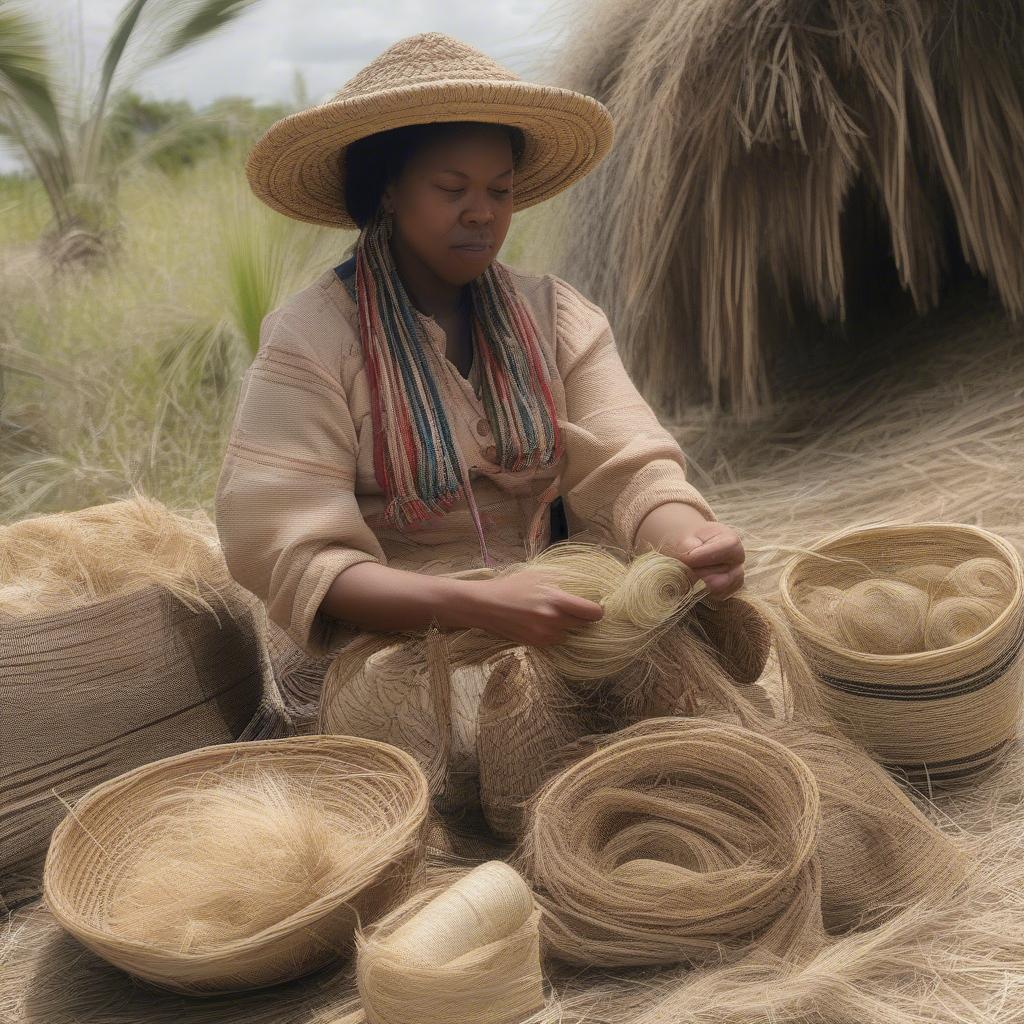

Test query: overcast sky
[1,0,571,172]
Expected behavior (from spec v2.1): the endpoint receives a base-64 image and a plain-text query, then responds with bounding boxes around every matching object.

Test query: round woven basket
[41,735,429,995]
[779,522,1024,787]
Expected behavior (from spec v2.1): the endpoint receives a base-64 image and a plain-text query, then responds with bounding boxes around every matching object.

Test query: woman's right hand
[460,569,604,647]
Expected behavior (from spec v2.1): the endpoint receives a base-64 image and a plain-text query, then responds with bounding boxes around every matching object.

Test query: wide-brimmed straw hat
[245,31,614,229]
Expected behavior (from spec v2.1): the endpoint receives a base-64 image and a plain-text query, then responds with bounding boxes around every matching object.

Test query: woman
[217,31,745,660]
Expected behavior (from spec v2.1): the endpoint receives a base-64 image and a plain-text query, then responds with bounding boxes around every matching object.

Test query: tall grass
[0,148,553,524]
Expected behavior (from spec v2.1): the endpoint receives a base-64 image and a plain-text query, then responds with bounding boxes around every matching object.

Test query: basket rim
[778,521,1024,666]
[41,733,429,964]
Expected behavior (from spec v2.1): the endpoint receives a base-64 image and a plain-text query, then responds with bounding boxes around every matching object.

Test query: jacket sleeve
[214,308,386,657]
[552,276,717,552]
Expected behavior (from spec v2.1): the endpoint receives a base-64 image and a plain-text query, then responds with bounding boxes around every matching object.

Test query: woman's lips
[452,243,492,254]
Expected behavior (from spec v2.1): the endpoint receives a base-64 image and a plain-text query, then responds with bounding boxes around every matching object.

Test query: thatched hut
[539,0,1024,418]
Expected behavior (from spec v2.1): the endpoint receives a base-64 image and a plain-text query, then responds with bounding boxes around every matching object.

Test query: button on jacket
[214,258,717,657]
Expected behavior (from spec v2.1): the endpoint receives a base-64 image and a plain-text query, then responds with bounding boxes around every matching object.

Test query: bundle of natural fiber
[354,861,544,1024]
[490,543,711,681]
[0,493,292,910]
[42,735,429,995]
[518,717,826,968]
[780,522,1024,787]
[540,0,1024,417]
[319,543,814,802]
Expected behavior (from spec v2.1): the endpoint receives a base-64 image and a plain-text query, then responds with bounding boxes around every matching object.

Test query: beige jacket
[214,259,716,657]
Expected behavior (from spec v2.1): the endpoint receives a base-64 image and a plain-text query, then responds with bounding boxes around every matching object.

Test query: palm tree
[0,0,260,265]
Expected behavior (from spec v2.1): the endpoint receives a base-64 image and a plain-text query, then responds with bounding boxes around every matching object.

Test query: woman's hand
[665,521,745,598]
[634,502,746,599]
[460,569,605,646]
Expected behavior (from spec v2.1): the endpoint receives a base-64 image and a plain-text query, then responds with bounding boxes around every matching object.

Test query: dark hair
[342,120,526,229]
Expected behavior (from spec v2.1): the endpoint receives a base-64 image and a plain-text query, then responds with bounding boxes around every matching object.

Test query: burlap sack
[0,580,292,909]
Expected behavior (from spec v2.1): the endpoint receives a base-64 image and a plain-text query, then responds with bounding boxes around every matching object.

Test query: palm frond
[156,0,258,62]
[0,3,64,145]
[85,0,259,183]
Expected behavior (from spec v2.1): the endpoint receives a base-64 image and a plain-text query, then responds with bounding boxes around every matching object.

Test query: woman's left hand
[663,521,746,598]
[634,503,746,598]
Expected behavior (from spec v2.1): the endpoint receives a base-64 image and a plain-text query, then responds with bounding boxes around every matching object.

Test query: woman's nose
[464,205,496,225]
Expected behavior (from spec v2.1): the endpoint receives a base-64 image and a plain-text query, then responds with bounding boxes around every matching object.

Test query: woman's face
[382,126,515,286]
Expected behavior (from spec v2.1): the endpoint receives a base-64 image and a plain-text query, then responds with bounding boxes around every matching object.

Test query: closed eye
[437,186,511,196]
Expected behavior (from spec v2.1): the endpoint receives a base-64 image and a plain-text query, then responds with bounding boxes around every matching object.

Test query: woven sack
[779,522,1024,786]
[41,734,429,995]
[1,577,292,909]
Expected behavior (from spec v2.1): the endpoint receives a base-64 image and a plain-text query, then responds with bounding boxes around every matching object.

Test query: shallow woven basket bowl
[41,735,429,995]
[779,522,1024,785]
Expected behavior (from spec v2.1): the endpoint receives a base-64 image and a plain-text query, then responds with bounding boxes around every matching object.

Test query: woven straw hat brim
[245,80,614,229]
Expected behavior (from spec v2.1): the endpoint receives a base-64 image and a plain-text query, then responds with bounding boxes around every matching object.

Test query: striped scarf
[353,204,563,567]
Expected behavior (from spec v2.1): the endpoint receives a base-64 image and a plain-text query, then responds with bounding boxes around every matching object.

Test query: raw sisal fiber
[538,0,1024,417]
[318,543,822,809]
[517,716,827,968]
[354,860,545,1024]
[780,521,1024,788]
[0,493,292,910]
[41,736,429,995]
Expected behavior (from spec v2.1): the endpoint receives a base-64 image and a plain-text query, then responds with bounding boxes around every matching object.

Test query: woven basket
[779,522,1024,786]
[42,735,429,995]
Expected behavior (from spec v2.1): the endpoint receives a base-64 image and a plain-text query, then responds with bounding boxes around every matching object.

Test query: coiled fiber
[780,522,1024,787]
[519,717,826,968]
[355,861,544,1024]
[42,735,429,994]
[319,543,820,812]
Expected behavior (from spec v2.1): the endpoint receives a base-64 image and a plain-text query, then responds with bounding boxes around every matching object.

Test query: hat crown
[336,32,520,102]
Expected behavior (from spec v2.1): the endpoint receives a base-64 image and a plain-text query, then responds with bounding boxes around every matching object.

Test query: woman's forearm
[317,560,482,633]
[633,501,710,553]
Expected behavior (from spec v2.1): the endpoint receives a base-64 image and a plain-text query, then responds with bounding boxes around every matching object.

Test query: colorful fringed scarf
[350,204,563,567]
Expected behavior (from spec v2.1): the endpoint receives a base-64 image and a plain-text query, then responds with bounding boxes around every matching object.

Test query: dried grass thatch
[540,0,1024,416]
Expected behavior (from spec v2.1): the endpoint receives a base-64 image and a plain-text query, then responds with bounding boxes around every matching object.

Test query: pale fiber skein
[520,717,825,968]
[924,595,1002,649]
[498,543,708,680]
[106,769,370,952]
[356,861,545,1024]
[943,557,1014,601]
[836,579,930,654]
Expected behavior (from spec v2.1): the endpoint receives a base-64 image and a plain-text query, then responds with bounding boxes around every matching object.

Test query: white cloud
[1,0,569,172]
